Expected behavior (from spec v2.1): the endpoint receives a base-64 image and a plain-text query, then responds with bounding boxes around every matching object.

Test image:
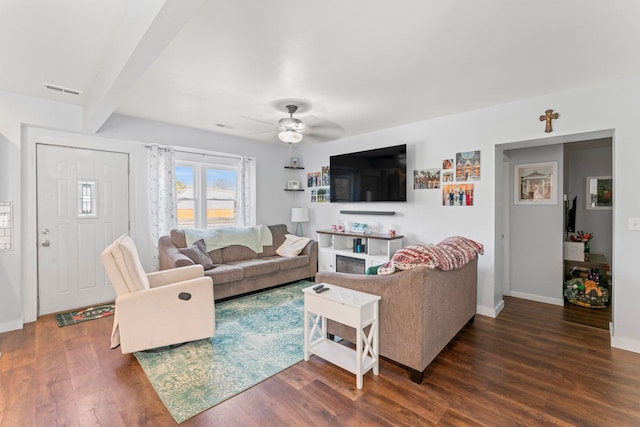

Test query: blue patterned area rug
[134,280,310,423]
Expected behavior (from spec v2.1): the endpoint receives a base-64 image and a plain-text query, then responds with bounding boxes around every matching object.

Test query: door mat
[54,303,115,327]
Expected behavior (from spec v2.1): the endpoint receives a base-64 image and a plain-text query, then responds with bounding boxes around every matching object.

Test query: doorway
[36,144,130,315]
[562,138,613,329]
[496,130,614,331]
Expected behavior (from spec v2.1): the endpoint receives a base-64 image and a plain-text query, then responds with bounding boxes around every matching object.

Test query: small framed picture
[287,180,300,190]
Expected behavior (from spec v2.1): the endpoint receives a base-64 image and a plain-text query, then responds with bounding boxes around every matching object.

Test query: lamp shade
[278,129,303,144]
[291,207,309,222]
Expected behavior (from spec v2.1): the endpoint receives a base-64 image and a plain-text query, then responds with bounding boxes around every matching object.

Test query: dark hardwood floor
[2,296,640,426]
[562,298,612,330]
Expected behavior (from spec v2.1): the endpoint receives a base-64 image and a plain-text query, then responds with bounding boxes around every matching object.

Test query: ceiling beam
[83,0,205,133]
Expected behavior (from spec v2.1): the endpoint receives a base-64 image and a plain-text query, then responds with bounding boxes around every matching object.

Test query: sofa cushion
[221,245,259,263]
[276,234,310,257]
[178,239,214,270]
[203,264,243,284]
[260,224,288,257]
[228,258,280,278]
[112,234,150,291]
[274,254,309,271]
[207,248,224,265]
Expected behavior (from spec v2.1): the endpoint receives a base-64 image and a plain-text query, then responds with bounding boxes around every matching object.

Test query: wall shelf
[340,210,396,216]
[284,188,305,192]
[284,166,305,170]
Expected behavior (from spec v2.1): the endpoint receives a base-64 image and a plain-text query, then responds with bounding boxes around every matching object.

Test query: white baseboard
[476,299,504,318]
[611,335,640,354]
[509,291,564,307]
[0,319,23,334]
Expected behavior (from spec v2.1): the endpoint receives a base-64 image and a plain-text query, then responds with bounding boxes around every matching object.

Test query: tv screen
[330,144,407,202]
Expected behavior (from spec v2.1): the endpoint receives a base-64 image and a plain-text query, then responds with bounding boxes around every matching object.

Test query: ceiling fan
[242,100,344,144]
[278,104,306,144]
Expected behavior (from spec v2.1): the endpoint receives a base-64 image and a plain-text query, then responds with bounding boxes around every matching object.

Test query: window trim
[174,153,255,229]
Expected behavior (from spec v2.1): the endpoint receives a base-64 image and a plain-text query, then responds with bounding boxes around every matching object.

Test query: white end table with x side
[303,283,381,389]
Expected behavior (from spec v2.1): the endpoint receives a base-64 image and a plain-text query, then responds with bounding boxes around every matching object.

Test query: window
[175,155,254,229]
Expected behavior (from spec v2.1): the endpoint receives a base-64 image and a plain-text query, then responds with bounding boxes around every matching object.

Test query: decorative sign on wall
[0,201,13,251]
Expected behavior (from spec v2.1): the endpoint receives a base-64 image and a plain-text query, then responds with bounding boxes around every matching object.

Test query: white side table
[303,283,381,389]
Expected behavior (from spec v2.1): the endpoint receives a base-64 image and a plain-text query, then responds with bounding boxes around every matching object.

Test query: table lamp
[291,207,309,236]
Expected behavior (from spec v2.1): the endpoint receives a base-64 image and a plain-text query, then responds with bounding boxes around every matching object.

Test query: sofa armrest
[301,240,318,277]
[146,264,204,288]
[159,235,194,270]
[300,239,317,256]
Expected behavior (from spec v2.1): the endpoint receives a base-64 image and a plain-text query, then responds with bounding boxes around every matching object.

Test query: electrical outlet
[629,218,640,231]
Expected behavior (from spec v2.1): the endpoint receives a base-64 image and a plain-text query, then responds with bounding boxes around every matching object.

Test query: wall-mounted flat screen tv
[330,144,407,202]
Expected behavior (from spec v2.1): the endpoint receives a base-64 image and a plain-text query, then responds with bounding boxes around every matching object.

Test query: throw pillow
[178,239,215,270]
[276,234,310,257]
[366,264,383,275]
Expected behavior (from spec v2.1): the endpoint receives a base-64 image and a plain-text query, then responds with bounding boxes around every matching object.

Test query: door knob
[41,228,50,235]
[41,240,50,247]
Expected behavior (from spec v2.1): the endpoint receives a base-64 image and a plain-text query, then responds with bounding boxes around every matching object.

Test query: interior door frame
[22,127,140,324]
[494,128,615,324]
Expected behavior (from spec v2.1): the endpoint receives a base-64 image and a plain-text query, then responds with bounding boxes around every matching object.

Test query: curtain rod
[144,143,251,161]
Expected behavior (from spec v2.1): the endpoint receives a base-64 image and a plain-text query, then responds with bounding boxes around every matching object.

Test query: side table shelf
[303,284,380,389]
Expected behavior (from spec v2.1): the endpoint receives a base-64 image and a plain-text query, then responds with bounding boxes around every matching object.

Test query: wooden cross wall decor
[539,109,559,133]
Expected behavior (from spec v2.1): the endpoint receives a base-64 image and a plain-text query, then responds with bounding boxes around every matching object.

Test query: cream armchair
[101,235,215,354]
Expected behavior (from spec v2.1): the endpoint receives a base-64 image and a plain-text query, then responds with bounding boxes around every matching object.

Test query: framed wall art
[514,161,558,205]
[586,176,612,210]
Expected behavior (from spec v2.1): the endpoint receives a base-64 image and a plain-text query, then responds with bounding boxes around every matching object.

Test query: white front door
[37,144,129,315]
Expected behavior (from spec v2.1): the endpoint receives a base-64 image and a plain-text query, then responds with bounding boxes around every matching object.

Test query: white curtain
[237,157,252,226]
[148,144,176,269]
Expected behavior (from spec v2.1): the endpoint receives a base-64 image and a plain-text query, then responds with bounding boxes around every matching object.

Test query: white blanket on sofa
[183,224,273,253]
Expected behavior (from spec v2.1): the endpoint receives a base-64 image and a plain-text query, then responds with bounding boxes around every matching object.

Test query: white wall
[0,90,81,331]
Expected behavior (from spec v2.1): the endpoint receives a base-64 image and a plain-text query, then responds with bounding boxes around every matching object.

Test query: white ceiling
[2,0,640,144]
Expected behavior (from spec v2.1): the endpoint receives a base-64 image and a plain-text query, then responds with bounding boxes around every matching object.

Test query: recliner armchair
[101,234,215,354]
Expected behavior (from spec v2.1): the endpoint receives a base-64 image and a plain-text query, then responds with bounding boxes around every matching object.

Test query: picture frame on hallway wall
[514,161,558,205]
[586,176,612,210]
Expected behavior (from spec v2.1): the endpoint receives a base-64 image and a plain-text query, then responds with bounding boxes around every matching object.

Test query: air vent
[43,83,82,96]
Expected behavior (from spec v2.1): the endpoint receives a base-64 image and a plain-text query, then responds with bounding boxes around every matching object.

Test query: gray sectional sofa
[316,257,477,383]
[159,224,317,300]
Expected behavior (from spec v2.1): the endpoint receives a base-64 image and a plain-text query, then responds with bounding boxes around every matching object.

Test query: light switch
[629,218,640,231]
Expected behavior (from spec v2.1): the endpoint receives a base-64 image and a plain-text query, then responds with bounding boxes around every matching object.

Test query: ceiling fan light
[279,129,303,143]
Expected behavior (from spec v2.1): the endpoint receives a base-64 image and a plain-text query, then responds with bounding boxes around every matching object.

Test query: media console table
[316,229,403,273]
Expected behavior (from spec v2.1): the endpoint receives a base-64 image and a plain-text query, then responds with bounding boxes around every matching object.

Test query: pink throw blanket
[378,236,484,275]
